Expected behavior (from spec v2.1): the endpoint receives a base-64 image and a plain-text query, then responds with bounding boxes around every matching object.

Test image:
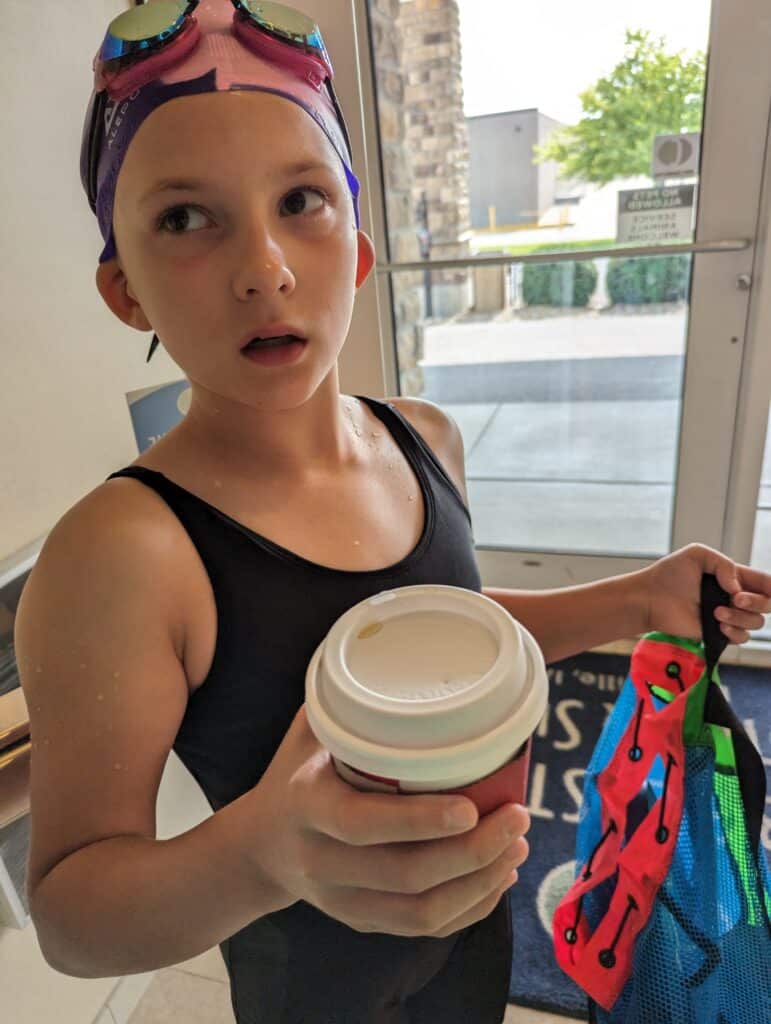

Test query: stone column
[398,0,471,318]
[368,0,424,396]
[368,0,471,395]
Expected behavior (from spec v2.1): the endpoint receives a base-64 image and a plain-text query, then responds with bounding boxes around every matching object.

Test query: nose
[233,220,296,299]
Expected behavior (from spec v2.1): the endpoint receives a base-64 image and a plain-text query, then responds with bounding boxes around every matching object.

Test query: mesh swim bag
[552,574,771,1023]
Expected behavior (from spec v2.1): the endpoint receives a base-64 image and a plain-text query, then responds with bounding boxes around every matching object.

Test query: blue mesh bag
[553,574,771,1022]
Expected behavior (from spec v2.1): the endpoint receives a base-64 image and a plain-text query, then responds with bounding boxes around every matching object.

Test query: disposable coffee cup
[305,584,548,817]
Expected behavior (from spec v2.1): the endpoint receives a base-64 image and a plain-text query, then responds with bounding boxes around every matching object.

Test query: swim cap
[80,0,361,264]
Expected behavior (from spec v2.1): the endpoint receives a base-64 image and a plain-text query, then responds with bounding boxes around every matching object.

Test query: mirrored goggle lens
[237,0,327,58]
[99,0,192,63]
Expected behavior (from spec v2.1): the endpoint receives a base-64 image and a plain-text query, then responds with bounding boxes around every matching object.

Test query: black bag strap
[700,574,770,933]
[700,573,730,677]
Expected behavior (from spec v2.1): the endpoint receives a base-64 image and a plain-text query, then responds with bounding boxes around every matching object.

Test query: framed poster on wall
[126,379,192,454]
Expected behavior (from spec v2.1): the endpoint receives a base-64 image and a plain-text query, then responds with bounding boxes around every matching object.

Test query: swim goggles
[83,0,354,215]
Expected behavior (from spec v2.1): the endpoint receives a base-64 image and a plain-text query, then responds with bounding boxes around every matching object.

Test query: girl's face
[103,90,374,410]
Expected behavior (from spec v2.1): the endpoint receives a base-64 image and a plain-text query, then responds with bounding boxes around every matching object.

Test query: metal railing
[376,238,751,274]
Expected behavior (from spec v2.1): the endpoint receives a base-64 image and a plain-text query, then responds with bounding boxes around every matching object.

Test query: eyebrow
[138,160,338,206]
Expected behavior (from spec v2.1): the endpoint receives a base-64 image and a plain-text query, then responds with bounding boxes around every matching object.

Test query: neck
[160,370,369,484]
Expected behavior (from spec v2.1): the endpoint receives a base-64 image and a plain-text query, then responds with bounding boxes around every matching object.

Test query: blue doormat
[506,650,771,1020]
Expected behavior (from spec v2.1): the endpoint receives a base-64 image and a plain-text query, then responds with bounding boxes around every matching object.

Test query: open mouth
[242,334,305,350]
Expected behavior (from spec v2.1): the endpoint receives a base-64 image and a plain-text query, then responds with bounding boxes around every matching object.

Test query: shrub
[606,254,691,305]
[522,260,598,307]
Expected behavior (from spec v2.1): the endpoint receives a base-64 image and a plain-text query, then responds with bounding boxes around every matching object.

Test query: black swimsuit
[107,395,512,1024]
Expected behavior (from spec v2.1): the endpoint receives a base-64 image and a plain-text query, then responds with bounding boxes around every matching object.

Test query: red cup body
[335,736,532,817]
[441,737,531,815]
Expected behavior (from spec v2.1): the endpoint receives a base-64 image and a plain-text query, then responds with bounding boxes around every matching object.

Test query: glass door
[344,0,771,595]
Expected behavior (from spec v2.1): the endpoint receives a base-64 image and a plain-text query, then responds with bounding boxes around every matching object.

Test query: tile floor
[118,946,582,1024]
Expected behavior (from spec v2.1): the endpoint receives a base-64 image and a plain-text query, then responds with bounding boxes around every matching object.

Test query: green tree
[534,30,705,184]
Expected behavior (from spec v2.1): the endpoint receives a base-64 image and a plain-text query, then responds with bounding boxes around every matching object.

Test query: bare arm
[17,482,288,977]
[483,573,647,664]
[29,792,289,977]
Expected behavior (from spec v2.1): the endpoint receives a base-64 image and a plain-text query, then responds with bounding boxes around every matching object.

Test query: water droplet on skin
[80,663,87,669]
[113,763,122,770]
[353,540,360,546]
[214,479,223,489]
[387,462,394,471]
[97,693,104,701]
[35,706,41,712]
[36,665,42,673]
[113,671,120,679]
[371,431,381,439]
[408,495,415,502]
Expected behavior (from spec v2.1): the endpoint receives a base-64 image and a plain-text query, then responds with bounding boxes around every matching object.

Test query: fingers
[735,565,771,610]
[686,543,741,597]
[286,709,531,939]
[729,589,771,616]
[311,771,483,846]
[306,803,530,893]
[430,870,518,939]
[324,827,527,938]
[719,625,749,644]
[689,545,771,613]
[712,602,765,634]
[713,570,771,645]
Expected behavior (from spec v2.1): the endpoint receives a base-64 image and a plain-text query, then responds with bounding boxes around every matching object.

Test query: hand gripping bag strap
[552,575,733,1010]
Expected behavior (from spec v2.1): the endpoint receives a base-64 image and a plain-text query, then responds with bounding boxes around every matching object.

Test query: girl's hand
[639,542,771,645]
[243,706,529,938]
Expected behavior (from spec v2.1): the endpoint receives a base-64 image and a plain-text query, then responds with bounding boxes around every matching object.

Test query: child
[14,3,771,1022]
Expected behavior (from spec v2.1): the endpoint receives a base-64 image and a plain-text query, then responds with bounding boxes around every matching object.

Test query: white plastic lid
[305,584,548,783]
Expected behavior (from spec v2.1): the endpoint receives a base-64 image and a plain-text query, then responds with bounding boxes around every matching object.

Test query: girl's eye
[156,205,210,235]
[280,187,328,217]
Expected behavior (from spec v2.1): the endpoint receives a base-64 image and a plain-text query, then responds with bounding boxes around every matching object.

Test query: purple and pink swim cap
[80,0,361,265]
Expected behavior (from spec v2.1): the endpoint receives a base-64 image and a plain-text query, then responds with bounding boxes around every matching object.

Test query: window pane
[367,0,711,557]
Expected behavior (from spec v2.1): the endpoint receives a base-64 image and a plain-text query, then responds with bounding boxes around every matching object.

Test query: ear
[354,230,376,290]
[94,259,153,332]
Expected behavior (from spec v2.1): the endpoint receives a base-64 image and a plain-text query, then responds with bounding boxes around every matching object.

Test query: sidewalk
[421,309,686,365]
[443,398,771,563]
[417,311,771,564]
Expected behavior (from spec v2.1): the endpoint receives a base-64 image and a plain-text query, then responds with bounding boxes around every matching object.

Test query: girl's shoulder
[24,475,194,661]
[385,395,468,505]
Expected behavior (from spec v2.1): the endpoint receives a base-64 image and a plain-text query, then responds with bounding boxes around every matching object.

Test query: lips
[240,323,307,350]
